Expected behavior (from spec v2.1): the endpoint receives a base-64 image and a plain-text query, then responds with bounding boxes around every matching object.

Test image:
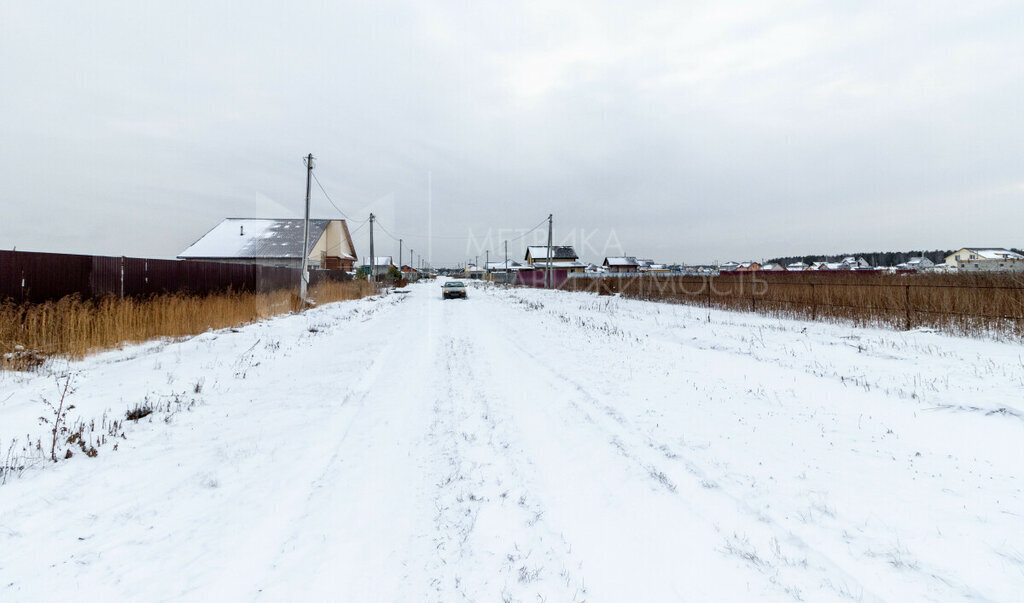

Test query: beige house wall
[309,220,356,264]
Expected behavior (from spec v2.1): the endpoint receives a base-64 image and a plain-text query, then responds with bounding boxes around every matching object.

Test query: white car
[442,281,467,299]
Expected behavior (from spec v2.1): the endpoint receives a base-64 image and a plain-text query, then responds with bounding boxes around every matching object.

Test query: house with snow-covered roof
[603,256,639,273]
[945,248,1024,272]
[525,246,586,273]
[896,257,935,272]
[841,256,872,269]
[361,257,396,277]
[484,260,531,273]
[179,218,357,270]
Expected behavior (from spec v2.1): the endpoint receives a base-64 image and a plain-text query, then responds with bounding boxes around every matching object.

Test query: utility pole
[300,153,314,303]
[399,238,402,271]
[410,249,413,271]
[546,213,553,289]
[504,239,509,284]
[368,213,375,281]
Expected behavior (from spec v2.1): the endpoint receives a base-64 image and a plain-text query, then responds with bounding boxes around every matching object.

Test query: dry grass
[0,280,375,369]
[565,272,1024,338]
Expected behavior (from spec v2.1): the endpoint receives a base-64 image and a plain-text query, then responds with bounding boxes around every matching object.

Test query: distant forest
[763,249,1021,267]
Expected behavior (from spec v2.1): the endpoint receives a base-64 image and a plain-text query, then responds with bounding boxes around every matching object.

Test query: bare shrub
[37,373,76,461]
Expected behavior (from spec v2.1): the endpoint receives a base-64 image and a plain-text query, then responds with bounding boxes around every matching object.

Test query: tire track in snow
[423,300,586,602]
[489,287,999,601]
[207,293,428,600]
[479,287,884,601]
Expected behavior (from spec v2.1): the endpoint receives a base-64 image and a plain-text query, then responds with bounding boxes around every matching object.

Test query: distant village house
[525,246,586,273]
[945,248,1024,272]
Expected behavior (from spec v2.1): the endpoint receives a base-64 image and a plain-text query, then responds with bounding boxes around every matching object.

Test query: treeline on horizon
[764,248,1024,268]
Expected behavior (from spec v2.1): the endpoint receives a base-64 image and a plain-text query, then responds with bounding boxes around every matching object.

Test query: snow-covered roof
[485,260,526,270]
[362,256,393,267]
[526,246,578,261]
[179,218,333,259]
[604,256,638,267]
[963,248,1024,260]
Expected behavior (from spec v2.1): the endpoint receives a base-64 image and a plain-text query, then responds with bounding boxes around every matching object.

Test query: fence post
[750,276,756,312]
[810,282,816,320]
[904,284,912,330]
[120,256,125,298]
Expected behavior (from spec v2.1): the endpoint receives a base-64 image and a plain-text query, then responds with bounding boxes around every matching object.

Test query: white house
[841,256,872,269]
[945,248,1024,272]
[362,256,395,276]
[896,257,935,271]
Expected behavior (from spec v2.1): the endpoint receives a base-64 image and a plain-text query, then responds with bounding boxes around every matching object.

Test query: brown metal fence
[0,250,349,303]
[563,272,1024,336]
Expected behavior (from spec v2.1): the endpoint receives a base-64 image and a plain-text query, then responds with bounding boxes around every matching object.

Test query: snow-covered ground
[2,281,1022,601]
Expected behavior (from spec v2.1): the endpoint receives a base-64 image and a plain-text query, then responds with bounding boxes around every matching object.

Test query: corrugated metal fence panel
[515,269,569,289]
[90,255,122,297]
[1,250,316,302]
[0,250,21,302]
[258,265,298,292]
[308,269,352,287]
[17,251,94,303]
[122,257,150,296]
[147,258,193,296]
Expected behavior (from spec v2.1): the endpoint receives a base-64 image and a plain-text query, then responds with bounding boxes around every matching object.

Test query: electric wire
[311,171,357,222]
[301,157,551,261]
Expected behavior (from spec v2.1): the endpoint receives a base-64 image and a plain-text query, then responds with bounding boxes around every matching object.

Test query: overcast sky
[2,1,1023,265]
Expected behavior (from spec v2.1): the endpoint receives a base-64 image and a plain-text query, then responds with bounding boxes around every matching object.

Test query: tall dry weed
[566,272,1024,338]
[0,280,375,368]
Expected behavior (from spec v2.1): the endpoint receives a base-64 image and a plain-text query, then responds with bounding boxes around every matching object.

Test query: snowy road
[2,281,1023,601]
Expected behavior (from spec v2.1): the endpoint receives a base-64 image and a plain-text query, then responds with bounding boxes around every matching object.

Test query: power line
[507,216,550,242]
[298,157,550,247]
[349,220,369,235]
[373,219,402,242]
[310,170,354,221]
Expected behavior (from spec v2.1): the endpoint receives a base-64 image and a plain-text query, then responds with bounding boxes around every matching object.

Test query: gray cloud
[2,0,1022,265]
